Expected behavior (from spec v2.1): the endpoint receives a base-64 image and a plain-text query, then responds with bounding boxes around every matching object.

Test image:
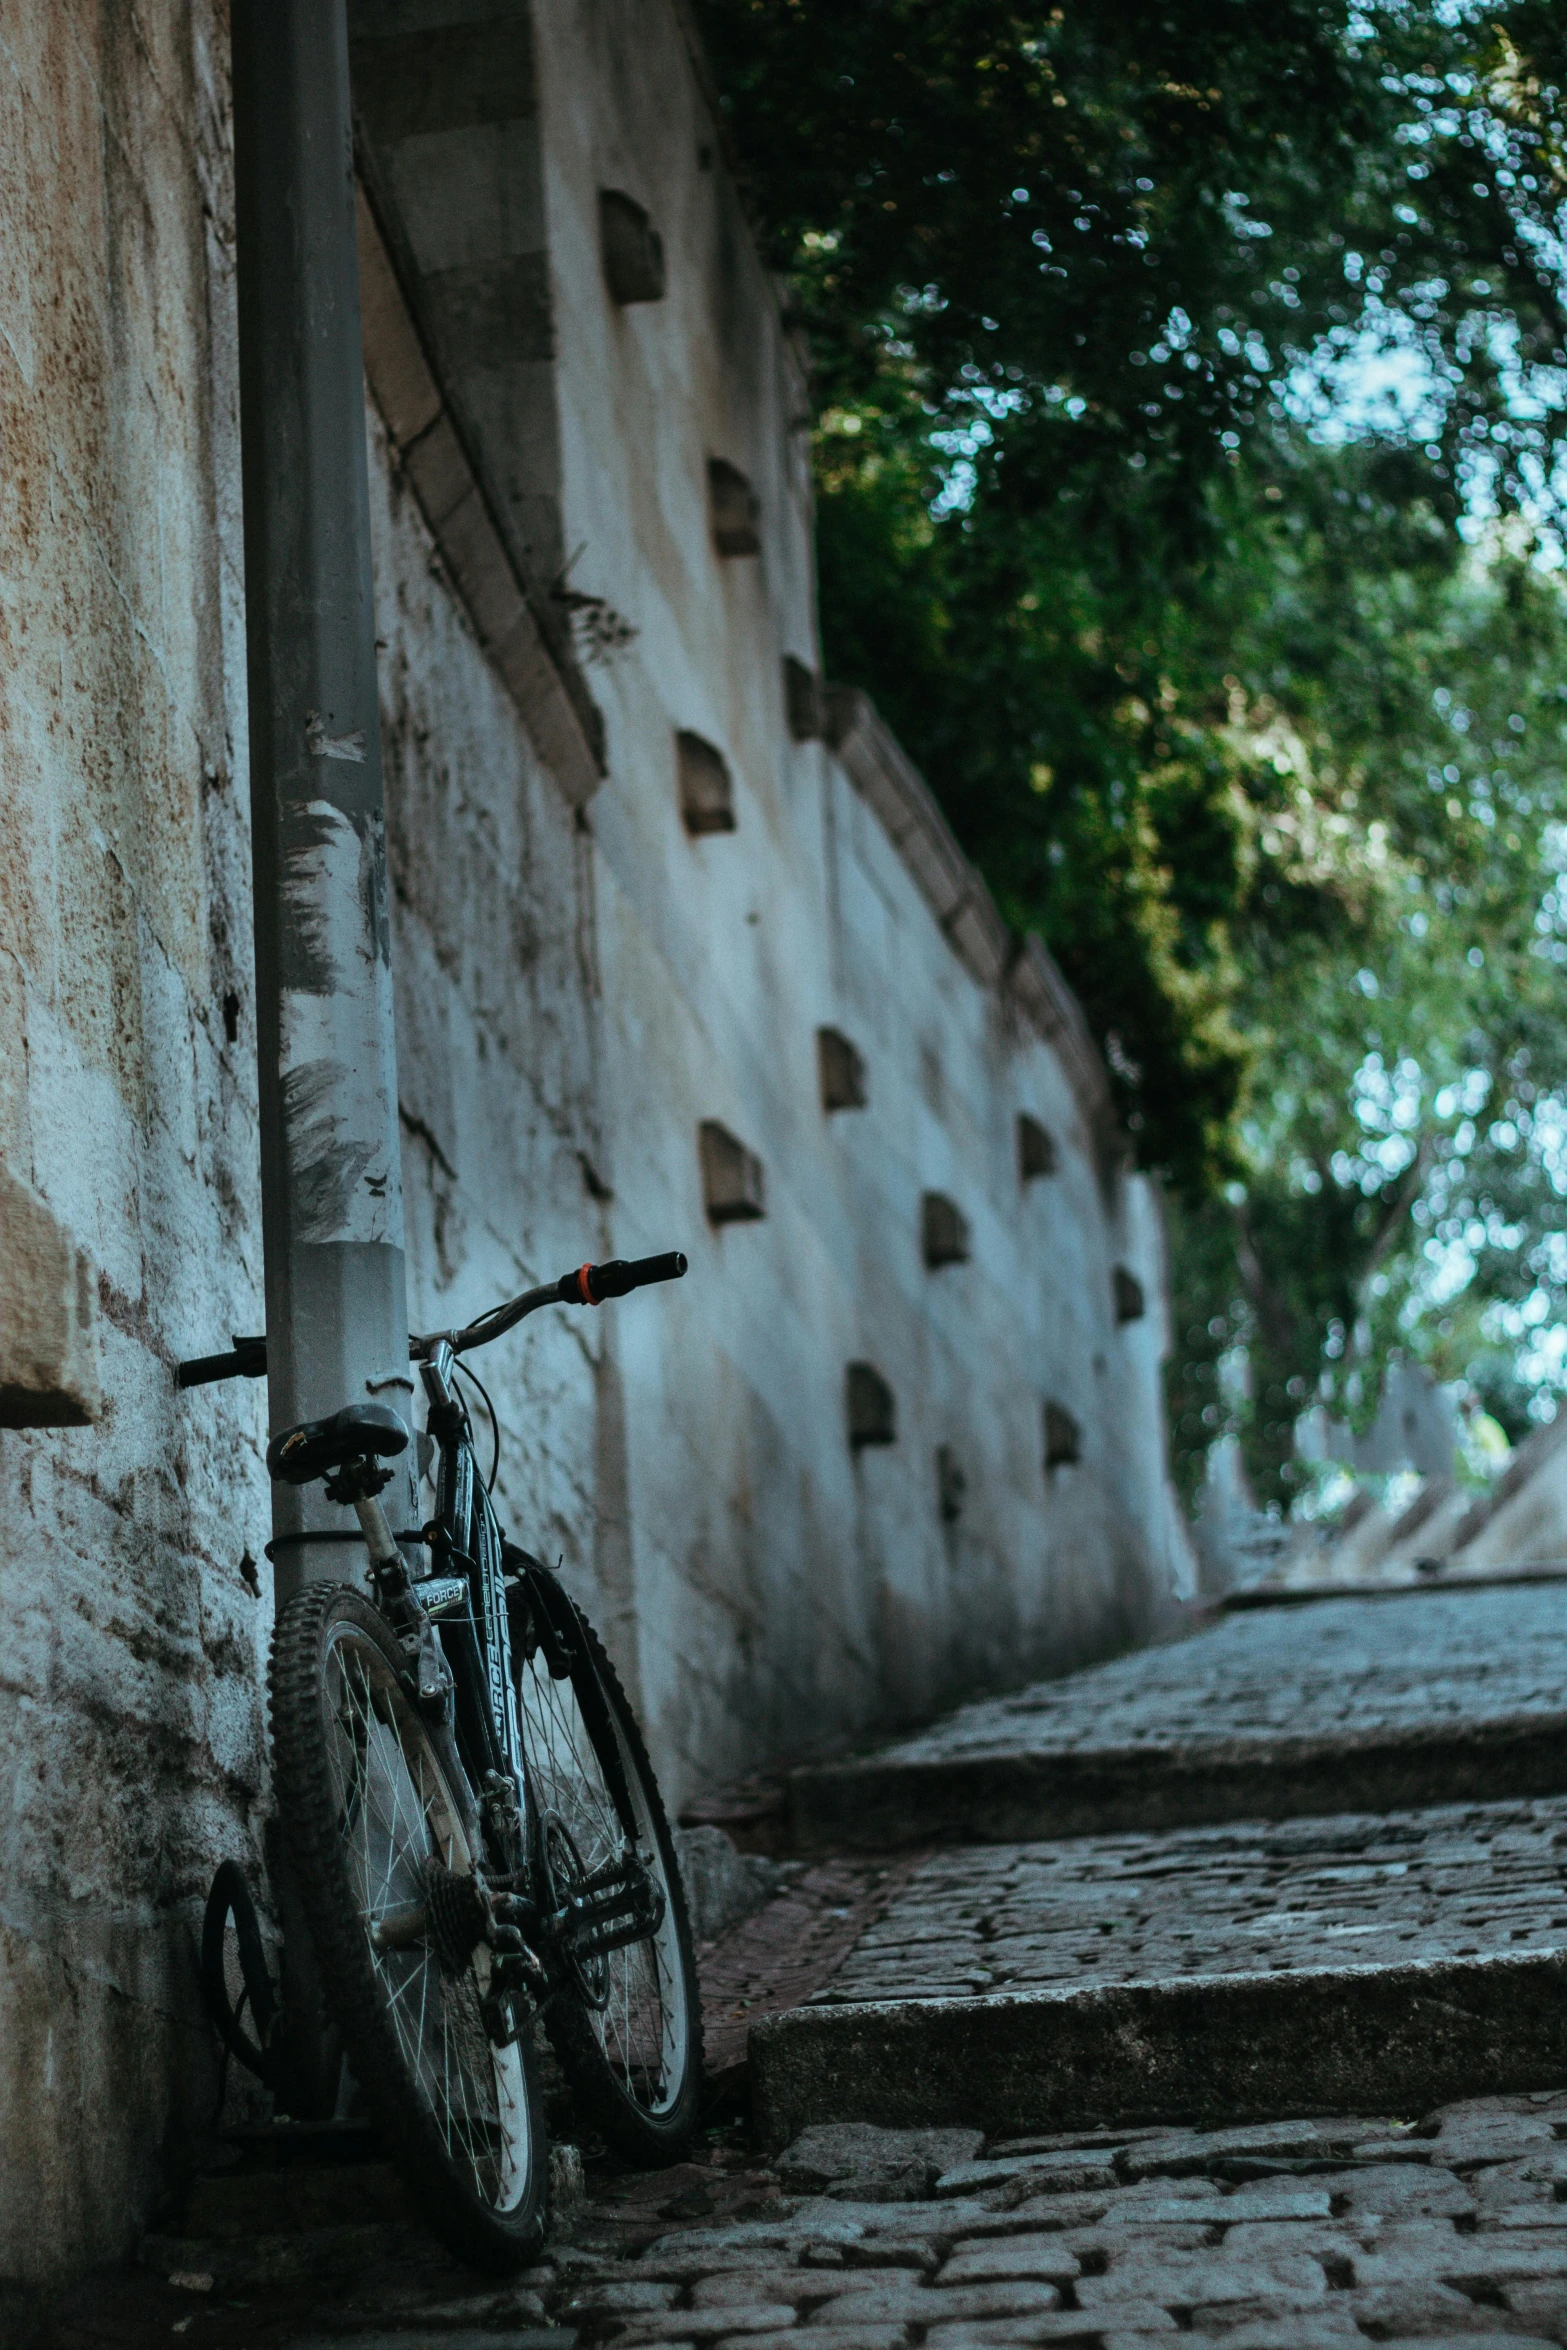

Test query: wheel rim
[516,1648,689,2116]
[321,1622,532,2211]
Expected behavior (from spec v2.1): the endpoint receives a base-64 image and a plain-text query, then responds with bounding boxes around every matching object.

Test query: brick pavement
[697,1861,917,2088]
[789,1583,1567,1849]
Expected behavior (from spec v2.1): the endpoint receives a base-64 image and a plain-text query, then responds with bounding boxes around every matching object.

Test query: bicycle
[187,1250,702,2268]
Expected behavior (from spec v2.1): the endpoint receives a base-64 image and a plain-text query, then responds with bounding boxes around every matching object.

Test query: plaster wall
[533,0,1191,1797]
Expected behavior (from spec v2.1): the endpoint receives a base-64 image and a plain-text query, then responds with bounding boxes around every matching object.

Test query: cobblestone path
[859,1586,1567,1764]
[790,1582,1567,1849]
[553,2093,1567,2348]
[83,2090,1567,2347]
[45,1582,1567,2349]
[815,1798,1567,2001]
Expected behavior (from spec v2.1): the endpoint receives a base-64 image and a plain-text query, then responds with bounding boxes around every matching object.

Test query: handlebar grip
[177,1335,268,1389]
[556,1252,688,1305]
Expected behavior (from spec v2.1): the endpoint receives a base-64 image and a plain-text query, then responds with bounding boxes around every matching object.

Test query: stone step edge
[750,1945,1567,2152]
[786,1712,1567,1852]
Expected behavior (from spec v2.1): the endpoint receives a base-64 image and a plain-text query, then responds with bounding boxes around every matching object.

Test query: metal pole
[232,0,415,2115]
[231,0,416,1603]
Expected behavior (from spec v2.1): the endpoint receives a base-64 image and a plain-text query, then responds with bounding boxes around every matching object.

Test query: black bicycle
[189,1251,701,2268]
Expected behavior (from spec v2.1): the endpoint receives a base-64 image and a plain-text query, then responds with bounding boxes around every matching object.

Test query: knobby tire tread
[540,1601,705,2164]
[270,1582,547,2272]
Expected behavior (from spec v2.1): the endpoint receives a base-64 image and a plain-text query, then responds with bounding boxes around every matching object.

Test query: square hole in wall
[818,1027,868,1112]
[1018,1113,1057,1182]
[922,1191,971,1268]
[1113,1266,1146,1324]
[1044,1400,1082,1471]
[783,654,824,741]
[677,730,736,835]
[599,188,666,304]
[708,458,760,558]
[698,1119,765,1223]
[936,1442,967,1523]
[847,1361,896,1448]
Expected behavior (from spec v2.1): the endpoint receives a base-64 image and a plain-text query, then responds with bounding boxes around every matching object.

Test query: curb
[787,1713,1567,1853]
[750,1947,1567,2150]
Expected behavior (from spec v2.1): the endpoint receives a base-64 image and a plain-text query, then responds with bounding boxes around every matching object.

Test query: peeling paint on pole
[278,802,402,1248]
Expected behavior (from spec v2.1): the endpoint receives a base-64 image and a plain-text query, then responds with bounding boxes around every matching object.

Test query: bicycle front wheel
[514,1590,702,2162]
[270,1583,546,2269]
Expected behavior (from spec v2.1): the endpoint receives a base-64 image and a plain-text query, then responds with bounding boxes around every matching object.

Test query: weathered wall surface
[532,0,1191,1794]
[0,0,271,2286]
[0,0,1191,2291]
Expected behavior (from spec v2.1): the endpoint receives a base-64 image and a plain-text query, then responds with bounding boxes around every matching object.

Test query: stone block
[927,2319,1176,2347]
[777,2124,983,2203]
[0,1163,101,1426]
[673,1824,781,1943]
[1074,2251,1326,2307]
[689,2272,815,2308]
[725,2331,907,2350]
[935,2234,1081,2287]
[821,2278,1063,2323]
[1505,2276,1567,2329]
[936,2151,1118,2199]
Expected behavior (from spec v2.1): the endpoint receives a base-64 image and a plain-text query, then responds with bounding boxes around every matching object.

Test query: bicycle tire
[270,1582,547,2270]
[515,1588,703,2163]
[201,1858,276,2083]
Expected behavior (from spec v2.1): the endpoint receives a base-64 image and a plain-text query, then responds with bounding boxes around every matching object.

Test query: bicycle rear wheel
[271,1583,546,2269]
[514,1589,702,2162]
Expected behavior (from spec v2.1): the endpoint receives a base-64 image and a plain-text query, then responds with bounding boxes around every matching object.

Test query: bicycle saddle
[266,1402,409,1486]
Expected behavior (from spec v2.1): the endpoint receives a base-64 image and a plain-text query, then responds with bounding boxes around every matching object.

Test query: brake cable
[452,1356,501,1492]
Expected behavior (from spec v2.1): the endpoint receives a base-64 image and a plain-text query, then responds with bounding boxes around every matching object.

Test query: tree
[697,0,1567,1502]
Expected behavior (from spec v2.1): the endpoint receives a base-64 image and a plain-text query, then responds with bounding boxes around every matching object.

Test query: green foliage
[697,0,1567,1507]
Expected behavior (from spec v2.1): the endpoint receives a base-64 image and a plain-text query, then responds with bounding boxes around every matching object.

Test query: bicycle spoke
[318,1623,531,2214]
[515,1643,687,2116]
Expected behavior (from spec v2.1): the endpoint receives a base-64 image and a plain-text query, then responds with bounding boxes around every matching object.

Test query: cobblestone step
[750,1797,1567,2147]
[788,1584,1567,1850]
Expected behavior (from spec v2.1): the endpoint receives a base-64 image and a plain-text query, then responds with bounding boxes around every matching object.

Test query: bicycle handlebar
[432,1250,688,1357]
[176,1253,688,1385]
[555,1252,688,1306]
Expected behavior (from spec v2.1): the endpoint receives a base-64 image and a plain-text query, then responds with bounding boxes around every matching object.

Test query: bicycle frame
[191,1246,688,2117]
[342,1334,661,2035]
[415,1339,526,1814]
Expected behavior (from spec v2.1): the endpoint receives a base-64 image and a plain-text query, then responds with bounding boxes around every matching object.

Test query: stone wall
[0,0,269,2284]
[0,0,1191,2287]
